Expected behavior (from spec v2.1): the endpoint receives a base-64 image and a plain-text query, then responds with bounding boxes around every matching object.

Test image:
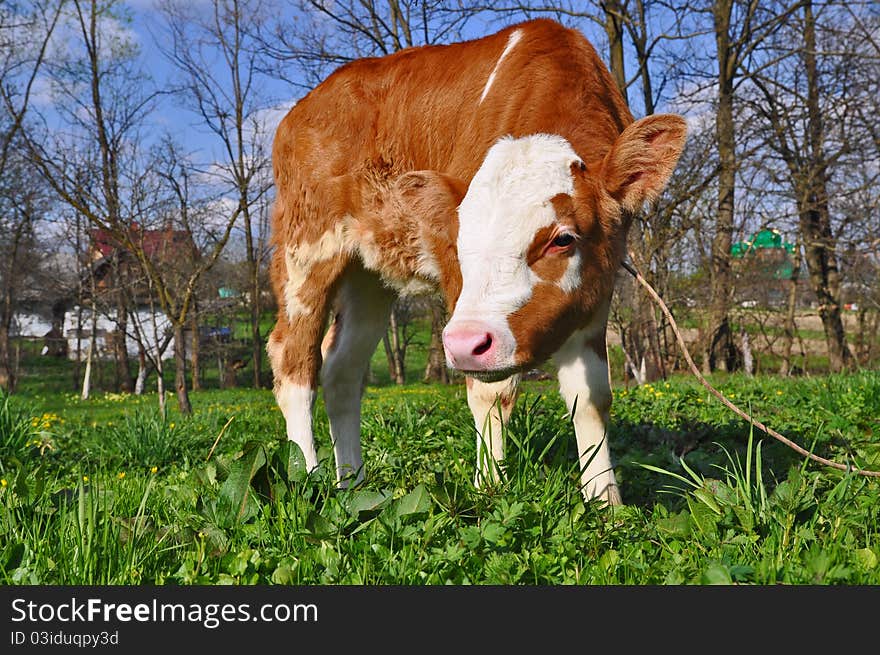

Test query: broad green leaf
[692,487,722,515]
[199,524,229,555]
[656,511,692,538]
[304,511,336,541]
[856,548,877,570]
[599,550,620,572]
[688,496,719,539]
[481,522,506,544]
[2,541,25,570]
[732,505,755,533]
[218,442,267,524]
[393,484,431,519]
[276,440,307,484]
[704,478,736,507]
[272,564,297,584]
[701,562,733,585]
[14,465,29,497]
[348,489,392,518]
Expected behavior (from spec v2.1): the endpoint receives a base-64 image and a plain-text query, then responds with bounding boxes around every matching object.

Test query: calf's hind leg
[320,265,395,487]
[267,250,349,474]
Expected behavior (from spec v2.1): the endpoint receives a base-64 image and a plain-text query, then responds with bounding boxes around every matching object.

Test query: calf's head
[442,114,687,381]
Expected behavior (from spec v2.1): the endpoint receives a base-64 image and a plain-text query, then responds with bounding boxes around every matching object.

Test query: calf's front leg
[553,327,622,505]
[466,374,520,487]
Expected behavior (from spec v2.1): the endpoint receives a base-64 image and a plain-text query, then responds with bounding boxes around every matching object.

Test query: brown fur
[268,18,684,386]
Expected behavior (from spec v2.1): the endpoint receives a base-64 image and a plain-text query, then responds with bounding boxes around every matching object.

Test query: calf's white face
[442,115,689,381]
[443,134,586,380]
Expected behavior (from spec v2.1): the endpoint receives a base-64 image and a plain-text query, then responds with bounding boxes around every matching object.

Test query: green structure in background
[731,228,796,279]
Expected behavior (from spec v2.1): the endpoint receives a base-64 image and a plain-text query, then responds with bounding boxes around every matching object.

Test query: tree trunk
[707,0,737,373]
[633,0,655,116]
[81,340,94,400]
[798,0,852,373]
[854,308,877,365]
[82,292,99,400]
[740,327,753,376]
[250,298,262,388]
[385,307,406,385]
[173,323,192,415]
[602,0,628,105]
[779,240,801,376]
[135,346,147,394]
[114,291,133,392]
[73,215,84,392]
[628,245,665,382]
[620,329,645,385]
[156,356,167,419]
[0,277,12,392]
[0,323,12,393]
[801,215,852,372]
[73,304,82,392]
[382,333,397,384]
[241,196,262,389]
[190,309,201,391]
[0,288,13,392]
[0,216,29,393]
[423,298,449,384]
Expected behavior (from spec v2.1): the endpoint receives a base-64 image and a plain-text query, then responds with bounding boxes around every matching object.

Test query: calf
[267,18,687,504]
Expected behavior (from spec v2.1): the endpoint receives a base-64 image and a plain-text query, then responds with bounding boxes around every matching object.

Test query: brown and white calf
[267,18,686,504]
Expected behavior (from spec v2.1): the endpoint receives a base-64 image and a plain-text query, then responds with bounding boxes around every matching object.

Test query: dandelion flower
[117,472,126,480]
[150,466,158,474]
[1,479,6,488]
[82,475,89,482]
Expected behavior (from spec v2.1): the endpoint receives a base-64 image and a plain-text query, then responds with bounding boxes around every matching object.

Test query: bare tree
[258,0,479,88]
[0,0,63,391]
[19,0,241,413]
[158,0,274,389]
[745,1,866,372]
[18,0,156,395]
[0,0,63,171]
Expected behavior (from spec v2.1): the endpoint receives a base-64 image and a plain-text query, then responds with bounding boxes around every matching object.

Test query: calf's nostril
[472,334,493,356]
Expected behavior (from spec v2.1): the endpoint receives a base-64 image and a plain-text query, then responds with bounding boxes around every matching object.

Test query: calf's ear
[392,170,466,218]
[601,114,687,213]
[391,170,466,310]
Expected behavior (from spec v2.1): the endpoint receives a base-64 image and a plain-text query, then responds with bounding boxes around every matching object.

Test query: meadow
[1,365,879,585]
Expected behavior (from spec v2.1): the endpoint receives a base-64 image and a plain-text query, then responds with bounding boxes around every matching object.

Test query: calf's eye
[552,233,575,248]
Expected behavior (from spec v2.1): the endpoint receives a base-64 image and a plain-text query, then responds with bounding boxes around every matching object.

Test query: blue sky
[37,1,708,200]
[122,2,294,165]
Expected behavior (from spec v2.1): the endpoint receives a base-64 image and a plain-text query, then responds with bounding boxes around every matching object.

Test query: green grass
[1,371,879,584]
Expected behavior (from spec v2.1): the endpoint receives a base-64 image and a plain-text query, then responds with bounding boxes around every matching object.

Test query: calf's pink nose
[443,321,496,370]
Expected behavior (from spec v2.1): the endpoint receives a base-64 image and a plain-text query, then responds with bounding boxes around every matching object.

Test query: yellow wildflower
[82,475,89,482]
[1,479,6,488]
[117,472,126,480]
[150,466,158,474]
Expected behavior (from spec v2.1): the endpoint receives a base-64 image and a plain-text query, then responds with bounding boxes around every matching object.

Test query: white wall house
[63,306,175,361]
[10,312,54,338]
